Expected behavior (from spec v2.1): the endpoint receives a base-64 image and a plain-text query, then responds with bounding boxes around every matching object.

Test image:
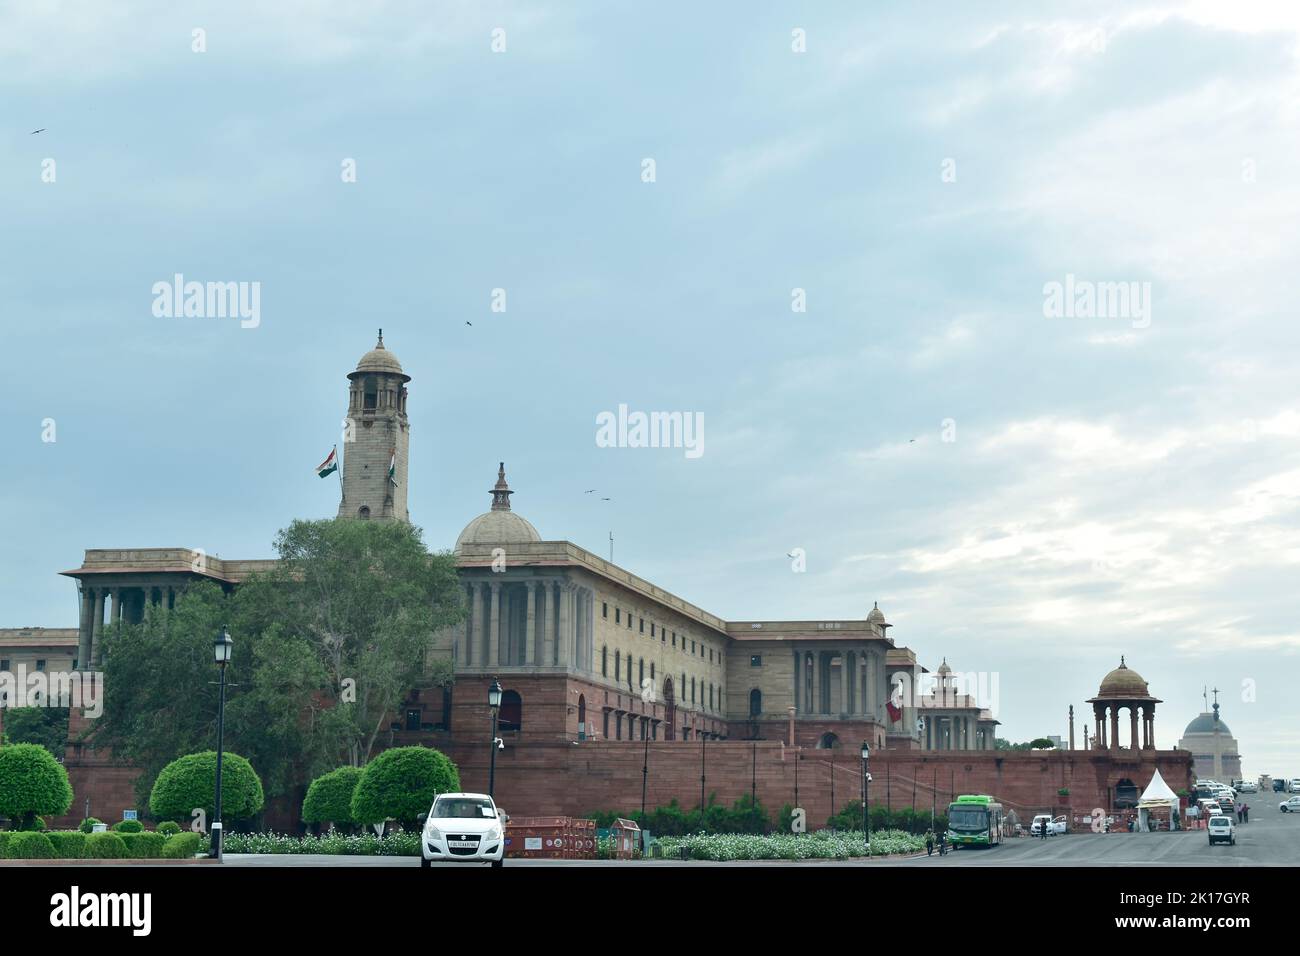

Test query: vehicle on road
[1030,813,1067,836]
[946,794,1005,847]
[1274,778,1287,792]
[1290,779,1300,794]
[1207,815,1235,846]
[1279,796,1300,813]
[1198,799,1222,817]
[418,792,506,868]
[1236,780,1257,794]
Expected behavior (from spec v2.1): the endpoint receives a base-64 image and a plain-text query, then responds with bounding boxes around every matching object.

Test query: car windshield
[432,797,497,820]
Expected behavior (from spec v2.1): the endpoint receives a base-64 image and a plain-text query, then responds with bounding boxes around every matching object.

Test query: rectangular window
[602,602,608,618]
[691,641,696,654]
[627,614,632,629]
[35,659,46,671]
[751,655,762,667]
[615,609,621,624]
[650,623,655,637]
[639,618,644,633]
[672,632,676,647]
[0,659,8,671]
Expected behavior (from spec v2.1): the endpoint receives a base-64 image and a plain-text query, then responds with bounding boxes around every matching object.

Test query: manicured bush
[112,819,144,833]
[0,832,9,857]
[46,831,87,859]
[588,794,773,837]
[219,831,420,856]
[78,817,104,834]
[302,766,364,829]
[658,828,924,861]
[149,751,264,824]
[17,815,47,831]
[156,821,182,836]
[84,831,128,859]
[119,832,166,858]
[350,747,459,829]
[0,743,73,830]
[6,831,55,859]
[160,832,202,859]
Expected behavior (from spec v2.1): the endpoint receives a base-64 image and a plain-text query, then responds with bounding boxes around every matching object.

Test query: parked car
[1198,799,1222,817]
[1030,814,1067,836]
[1274,778,1288,792]
[1279,796,1300,813]
[1236,781,1257,794]
[1290,779,1300,793]
[418,792,506,868]
[1207,815,1236,846]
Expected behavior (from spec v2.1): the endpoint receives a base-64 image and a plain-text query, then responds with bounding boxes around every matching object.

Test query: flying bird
[584,489,597,494]
[30,129,45,134]
[465,320,472,326]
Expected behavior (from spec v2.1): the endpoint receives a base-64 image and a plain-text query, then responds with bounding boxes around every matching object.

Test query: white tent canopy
[1135,769,1181,831]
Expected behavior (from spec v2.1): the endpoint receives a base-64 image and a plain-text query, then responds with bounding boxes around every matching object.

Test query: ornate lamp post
[488,679,503,798]
[641,727,651,816]
[860,740,871,857]
[211,625,233,860]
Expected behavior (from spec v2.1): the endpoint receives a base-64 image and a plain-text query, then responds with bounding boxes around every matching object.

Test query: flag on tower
[886,680,903,723]
[388,449,397,486]
[315,447,339,479]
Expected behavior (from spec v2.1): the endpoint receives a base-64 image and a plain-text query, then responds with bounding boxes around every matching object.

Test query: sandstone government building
[2,335,1197,828]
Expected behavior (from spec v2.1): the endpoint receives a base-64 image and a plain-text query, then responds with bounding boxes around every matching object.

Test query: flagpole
[335,444,344,501]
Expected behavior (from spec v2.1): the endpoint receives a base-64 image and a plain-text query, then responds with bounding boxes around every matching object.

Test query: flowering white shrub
[656,829,923,862]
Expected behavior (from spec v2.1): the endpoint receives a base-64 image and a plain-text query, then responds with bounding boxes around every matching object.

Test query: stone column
[787,705,796,746]
[111,588,123,626]
[468,583,483,666]
[1129,705,1139,750]
[811,651,821,714]
[77,587,92,670]
[541,581,554,666]
[1109,706,1120,753]
[792,650,800,714]
[557,581,571,667]
[839,653,849,717]
[488,582,501,668]
[91,590,105,666]
[525,580,537,665]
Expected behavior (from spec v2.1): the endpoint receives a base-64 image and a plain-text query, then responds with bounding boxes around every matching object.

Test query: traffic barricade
[610,818,641,859]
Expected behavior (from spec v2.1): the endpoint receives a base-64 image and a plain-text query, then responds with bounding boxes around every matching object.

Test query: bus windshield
[948,808,989,830]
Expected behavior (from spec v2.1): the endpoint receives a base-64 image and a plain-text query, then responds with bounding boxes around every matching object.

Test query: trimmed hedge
[84,831,128,859]
[160,832,202,859]
[46,831,87,859]
[119,832,166,859]
[156,821,182,836]
[0,832,9,857]
[111,819,144,833]
[7,831,55,859]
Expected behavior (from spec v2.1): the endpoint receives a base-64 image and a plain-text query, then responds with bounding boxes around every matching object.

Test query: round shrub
[156,821,182,836]
[160,832,202,859]
[302,766,363,828]
[0,743,73,830]
[84,831,127,859]
[18,815,47,832]
[149,751,264,823]
[112,819,144,833]
[7,831,55,859]
[79,817,104,834]
[351,747,460,828]
[46,831,87,859]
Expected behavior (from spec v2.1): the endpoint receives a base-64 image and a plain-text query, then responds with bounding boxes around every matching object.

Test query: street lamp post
[211,625,233,860]
[641,728,650,816]
[488,679,502,798]
[860,740,871,857]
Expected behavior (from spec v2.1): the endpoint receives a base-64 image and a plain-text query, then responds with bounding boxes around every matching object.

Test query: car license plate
[449,840,476,849]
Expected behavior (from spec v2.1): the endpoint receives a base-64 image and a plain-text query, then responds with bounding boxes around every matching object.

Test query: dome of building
[1183,712,1231,736]
[867,602,886,624]
[1095,657,1152,698]
[349,329,410,382]
[454,463,541,552]
[936,657,951,676]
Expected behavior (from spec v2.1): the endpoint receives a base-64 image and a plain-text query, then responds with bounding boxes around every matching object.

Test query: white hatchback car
[1279,796,1300,813]
[1207,814,1235,846]
[419,792,506,867]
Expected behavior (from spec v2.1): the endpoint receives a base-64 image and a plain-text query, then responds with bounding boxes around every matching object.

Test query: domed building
[454,463,541,553]
[1177,692,1242,782]
[1086,657,1161,751]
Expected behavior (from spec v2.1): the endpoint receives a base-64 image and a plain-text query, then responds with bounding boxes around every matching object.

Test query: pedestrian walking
[938,830,947,856]
[925,830,934,857]
[1243,803,1250,823]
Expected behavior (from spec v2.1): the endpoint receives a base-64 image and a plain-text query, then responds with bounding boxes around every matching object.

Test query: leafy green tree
[0,708,69,756]
[0,743,73,830]
[148,751,264,824]
[302,766,364,830]
[350,747,460,829]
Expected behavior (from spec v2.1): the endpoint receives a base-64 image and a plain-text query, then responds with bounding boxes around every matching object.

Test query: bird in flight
[584,489,597,494]
[30,128,45,134]
[465,320,472,326]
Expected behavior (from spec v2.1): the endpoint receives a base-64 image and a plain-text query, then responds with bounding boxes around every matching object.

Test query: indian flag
[315,447,339,479]
[387,450,397,486]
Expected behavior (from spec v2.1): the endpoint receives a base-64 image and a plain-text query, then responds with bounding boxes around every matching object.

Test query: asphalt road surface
[218,808,1298,867]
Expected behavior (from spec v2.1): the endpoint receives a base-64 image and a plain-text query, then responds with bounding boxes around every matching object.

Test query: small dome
[867,601,887,625]
[1183,713,1231,736]
[454,463,541,552]
[937,657,952,676]
[1096,657,1151,698]
[349,330,410,382]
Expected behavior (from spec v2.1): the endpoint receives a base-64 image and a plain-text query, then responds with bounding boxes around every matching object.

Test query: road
[218,808,1297,867]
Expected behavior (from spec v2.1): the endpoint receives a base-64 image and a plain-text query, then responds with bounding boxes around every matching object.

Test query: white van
[1207,814,1235,846]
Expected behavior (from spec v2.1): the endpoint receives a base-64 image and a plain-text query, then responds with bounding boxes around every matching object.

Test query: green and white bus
[946,794,1004,848]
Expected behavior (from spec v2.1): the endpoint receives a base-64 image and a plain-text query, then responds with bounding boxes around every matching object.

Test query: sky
[2,0,1298,777]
